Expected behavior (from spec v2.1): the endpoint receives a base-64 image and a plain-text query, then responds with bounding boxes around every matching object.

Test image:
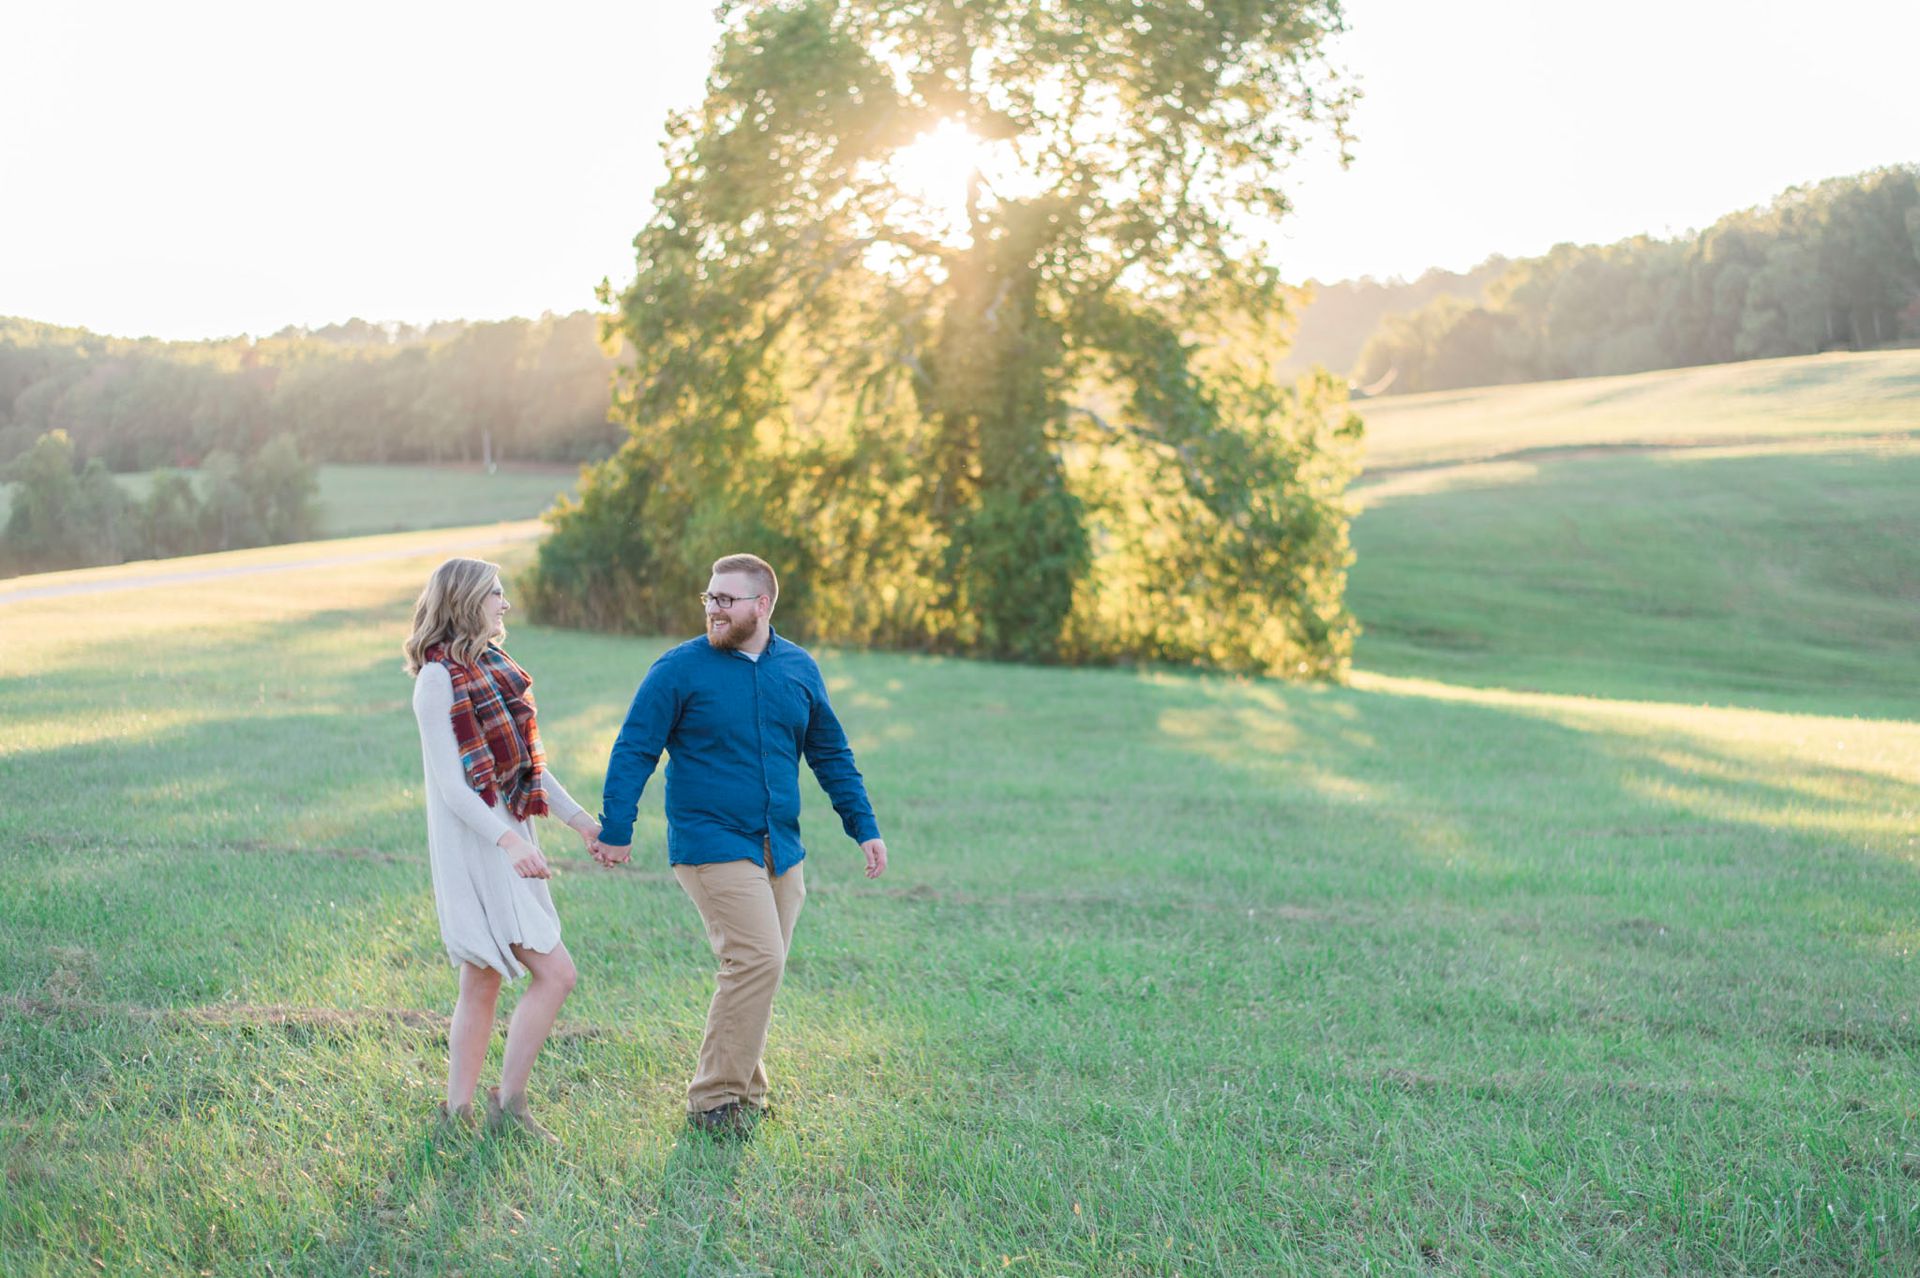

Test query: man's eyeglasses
[698,592,764,609]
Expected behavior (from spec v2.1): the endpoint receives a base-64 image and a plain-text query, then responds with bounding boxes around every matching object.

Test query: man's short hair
[711,553,778,606]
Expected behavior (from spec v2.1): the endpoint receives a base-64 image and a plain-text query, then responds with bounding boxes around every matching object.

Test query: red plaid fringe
[425,643,550,821]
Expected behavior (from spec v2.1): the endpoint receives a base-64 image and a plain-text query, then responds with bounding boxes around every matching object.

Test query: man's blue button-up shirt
[597,628,880,874]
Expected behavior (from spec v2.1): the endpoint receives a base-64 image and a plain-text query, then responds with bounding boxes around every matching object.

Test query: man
[592,552,888,1136]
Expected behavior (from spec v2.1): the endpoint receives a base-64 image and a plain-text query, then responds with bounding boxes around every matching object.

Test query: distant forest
[1293,165,1920,395]
[5,166,1915,486]
[1275,257,1510,384]
[0,312,623,473]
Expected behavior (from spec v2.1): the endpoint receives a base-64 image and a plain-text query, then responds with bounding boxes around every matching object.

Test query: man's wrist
[595,813,632,846]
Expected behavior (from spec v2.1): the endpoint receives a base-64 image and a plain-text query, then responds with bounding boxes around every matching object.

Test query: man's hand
[593,841,633,868]
[499,832,550,879]
[860,838,888,879]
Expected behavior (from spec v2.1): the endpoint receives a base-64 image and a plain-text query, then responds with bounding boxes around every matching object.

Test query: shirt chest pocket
[757,677,812,741]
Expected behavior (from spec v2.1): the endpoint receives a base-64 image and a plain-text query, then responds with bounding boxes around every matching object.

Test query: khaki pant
[672,846,805,1113]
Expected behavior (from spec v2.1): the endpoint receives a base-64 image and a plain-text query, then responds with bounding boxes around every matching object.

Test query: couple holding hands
[403,552,886,1141]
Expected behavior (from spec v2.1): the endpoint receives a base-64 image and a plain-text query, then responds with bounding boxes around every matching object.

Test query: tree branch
[1065,402,1206,488]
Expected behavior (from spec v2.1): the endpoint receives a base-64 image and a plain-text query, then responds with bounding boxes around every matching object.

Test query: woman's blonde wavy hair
[404,557,504,675]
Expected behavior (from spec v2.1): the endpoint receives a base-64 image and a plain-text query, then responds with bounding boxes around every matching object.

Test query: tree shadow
[1348,443,1920,720]
[9,573,1920,1270]
[1123,667,1920,1070]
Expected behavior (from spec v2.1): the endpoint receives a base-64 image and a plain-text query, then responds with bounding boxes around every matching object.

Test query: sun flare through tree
[530,0,1364,675]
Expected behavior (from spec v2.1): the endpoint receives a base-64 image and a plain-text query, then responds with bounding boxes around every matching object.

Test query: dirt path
[0,522,543,606]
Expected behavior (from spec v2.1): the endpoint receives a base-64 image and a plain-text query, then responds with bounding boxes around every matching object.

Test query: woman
[404,556,599,1142]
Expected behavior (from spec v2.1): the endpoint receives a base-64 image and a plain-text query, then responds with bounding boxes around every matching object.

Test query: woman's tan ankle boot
[436,1099,479,1132]
[485,1086,559,1145]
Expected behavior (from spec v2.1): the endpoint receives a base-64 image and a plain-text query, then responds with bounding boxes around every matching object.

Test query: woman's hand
[499,831,550,879]
[567,814,603,857]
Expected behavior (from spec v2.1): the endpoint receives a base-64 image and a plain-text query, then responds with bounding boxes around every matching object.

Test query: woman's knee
[461,962,502,993]
[525,948,577,996]
[459,963,503,1001]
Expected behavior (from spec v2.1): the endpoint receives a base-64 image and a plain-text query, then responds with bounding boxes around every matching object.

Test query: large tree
[533,0,1364,675]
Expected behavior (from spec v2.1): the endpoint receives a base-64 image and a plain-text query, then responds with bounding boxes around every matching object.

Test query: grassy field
[1349,349,1920,719]
[1349,437,1920,718]
[311,464,578,537]
[4,549,1920,1271]
[0,462,576,540]
[1358,347,1920,470]
[3,350,1918,1274]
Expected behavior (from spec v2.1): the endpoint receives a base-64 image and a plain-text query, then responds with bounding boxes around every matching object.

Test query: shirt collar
[705,624,781,659]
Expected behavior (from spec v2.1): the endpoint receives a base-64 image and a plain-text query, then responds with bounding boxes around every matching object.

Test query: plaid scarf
[425,642,549,821]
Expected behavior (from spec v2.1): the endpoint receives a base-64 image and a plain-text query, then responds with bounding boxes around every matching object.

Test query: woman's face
[484,578,510,635]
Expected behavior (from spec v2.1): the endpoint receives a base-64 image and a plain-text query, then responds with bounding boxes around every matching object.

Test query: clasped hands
[497,816,622,879]
[588,834,632,868]
[506,821,885,878]
[567,816,630,869]
[585,836,883,874]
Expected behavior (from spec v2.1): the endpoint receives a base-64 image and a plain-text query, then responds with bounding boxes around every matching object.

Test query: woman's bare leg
[499,942,577,1102]
[448,962,502,1107]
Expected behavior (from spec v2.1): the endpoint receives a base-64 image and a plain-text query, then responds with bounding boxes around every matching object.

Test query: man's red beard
[708,611,761,651]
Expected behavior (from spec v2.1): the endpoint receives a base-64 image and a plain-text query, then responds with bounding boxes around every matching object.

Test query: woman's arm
[541,769,597,834]
[413,663,519,847]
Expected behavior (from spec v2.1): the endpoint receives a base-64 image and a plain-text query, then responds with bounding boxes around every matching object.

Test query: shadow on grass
[8,583,1920,1271]
[791,655,1920,1269]
[1348,444,1920,719]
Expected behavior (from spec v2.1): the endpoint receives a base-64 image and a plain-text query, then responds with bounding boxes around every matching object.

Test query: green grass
[1349,438,1920,718]
[311,464,578,537]
[4,524,1920,1274]
[1349,348,1920,719]
[1359,347,1920,469]
[0,462,576,541]
[3,348,1918,1273]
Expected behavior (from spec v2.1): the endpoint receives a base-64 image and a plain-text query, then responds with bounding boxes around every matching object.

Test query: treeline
[1353,166,1920,393]
[1275,257,1510,387]
[1,429,317,575]
[0,311,624,473]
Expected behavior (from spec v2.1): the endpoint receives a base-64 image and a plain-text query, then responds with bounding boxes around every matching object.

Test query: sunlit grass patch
[1349,439,1920,718]
[3,521,1919,1273]
[1358,347,1920,470]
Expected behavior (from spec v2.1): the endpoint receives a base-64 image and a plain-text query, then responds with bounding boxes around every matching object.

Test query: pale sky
[3,1,1914,340]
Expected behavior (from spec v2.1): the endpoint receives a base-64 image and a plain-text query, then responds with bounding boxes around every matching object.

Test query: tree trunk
[922,218,1086,660]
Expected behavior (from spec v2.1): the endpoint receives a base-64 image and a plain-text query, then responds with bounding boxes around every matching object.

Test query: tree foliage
[0,429,320,575]
[0,312,625,473]
[1355,166,1920,393]
[529,0,1364,677]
